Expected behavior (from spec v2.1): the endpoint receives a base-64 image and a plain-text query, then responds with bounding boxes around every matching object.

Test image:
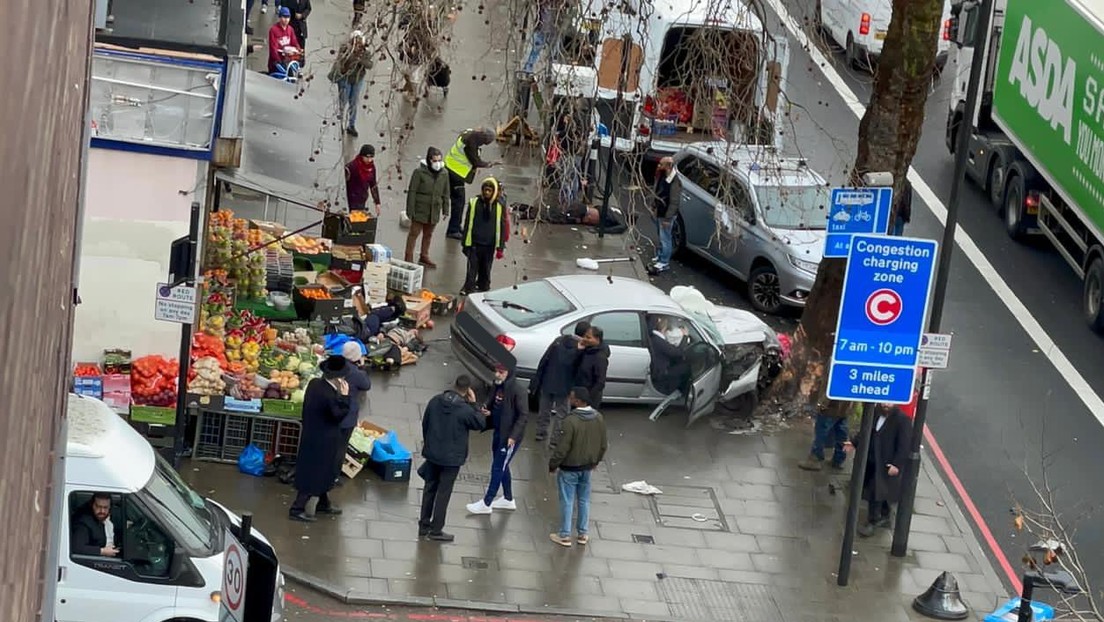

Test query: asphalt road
[623,0,1104,596]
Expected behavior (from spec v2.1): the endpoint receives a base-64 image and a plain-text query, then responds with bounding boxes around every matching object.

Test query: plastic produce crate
[193,410,302,462]
[386,259,424,294]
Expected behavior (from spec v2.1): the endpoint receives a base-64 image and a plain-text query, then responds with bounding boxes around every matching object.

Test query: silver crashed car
[450,275,783,425]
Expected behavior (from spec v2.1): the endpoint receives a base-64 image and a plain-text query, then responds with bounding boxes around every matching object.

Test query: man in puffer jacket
[405,146,450,267]
[531,321,589,442]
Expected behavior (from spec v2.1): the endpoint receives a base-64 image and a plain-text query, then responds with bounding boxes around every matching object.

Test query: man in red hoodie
[267,7,302,75]
[345,144,382,214]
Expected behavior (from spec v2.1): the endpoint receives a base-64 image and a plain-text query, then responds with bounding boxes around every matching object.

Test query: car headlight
[787,255,819,274]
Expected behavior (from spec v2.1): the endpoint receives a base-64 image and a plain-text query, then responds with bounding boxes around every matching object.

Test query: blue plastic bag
[238,443,266,477]
[370,431,412,463]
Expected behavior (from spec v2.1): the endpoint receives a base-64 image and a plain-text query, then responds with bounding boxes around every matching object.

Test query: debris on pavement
[621,480,663,495]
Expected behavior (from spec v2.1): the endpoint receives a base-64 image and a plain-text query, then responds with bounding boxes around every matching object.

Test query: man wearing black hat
[405,146,450,267]
[345,144,381,214]
[290,355,350,522]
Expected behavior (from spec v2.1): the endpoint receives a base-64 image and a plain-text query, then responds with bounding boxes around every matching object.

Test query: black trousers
[334,426,355,478]
[290,490,333,514]
[867,499,891,524]
[446,185,466,235]
[462,245,495,293]
[418,462,460,533]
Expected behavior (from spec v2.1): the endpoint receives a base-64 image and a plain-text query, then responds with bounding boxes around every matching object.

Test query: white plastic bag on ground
[621,480,663,495]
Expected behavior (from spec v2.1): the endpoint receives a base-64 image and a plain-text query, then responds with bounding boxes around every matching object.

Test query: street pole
[599,33,632,238]
[838,402,876,586]
[890,0,994,557]
[173,201,202,469]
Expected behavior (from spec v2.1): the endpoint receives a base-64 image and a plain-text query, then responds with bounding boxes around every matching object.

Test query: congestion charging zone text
[826,235,938,404]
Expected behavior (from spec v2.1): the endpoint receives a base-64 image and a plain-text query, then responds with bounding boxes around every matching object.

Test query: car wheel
[1004,173,1027,241]
[1084,257,1104,333]
[748,263,783,314]
[845,33,859,69]
[671,213,687,256]
[987,155,1005,210]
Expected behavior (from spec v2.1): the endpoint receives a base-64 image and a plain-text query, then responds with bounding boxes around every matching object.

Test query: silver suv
[671,142,829,314]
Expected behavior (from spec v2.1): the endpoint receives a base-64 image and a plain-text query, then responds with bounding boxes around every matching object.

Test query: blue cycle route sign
[824,187,894,258]
[826,234,938,404]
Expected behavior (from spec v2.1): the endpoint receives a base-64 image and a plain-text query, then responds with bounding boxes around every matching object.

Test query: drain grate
[631,534,655,544]
[648,485,729,531]
[456,472,491,485]
[460,556,497,570]
[658,578,783,621]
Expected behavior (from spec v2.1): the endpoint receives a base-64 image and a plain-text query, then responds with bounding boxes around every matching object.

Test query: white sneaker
[490,497,516,511]
[652,262,669,273]
[260,4,267,13]
[465,500,492,515]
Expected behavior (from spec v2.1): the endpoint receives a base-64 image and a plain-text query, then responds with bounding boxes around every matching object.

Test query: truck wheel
[1003,173,1027,241]
[987,155,1005,209]
[1084,257,1104,333]
[946,110,962,154]
[845,33,859,69]
[748,263,783,314]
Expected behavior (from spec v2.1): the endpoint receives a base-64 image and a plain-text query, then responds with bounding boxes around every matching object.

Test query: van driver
[71,492,120,557]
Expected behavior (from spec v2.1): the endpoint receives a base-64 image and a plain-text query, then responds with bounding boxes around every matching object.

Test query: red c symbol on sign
[865,289,903,326]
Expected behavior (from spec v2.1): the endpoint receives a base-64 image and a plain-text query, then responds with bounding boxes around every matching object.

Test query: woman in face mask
[405,146,451,267]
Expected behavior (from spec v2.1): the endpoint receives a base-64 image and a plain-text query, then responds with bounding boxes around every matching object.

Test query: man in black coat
[281,0,312,57]
[419,375,488,541]
[466,363,528,515]
[70,493,120,557]
[333,342,372,487]
[290,356,350,522]
[857,404,911,537]
[575,325,610,407]
[531,321,589,442]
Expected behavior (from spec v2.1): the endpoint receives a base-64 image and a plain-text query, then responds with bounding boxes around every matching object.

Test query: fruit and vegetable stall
[71,208,455,466]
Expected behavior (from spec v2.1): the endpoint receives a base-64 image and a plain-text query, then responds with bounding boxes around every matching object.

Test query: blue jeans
[811,415,848,466]
[523,30,547,73]
[337,79,361,129]
[556,469,592,537]
[891,216,906,236]
[655,217,673,264]
[483,441,514,505]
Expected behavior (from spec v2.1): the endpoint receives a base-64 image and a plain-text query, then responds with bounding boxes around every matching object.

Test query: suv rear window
[482,281,576,328]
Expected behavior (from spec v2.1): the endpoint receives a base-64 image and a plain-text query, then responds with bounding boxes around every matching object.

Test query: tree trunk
[757,0,944,417]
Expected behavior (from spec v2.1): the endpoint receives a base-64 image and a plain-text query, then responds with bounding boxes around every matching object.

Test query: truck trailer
[946,0,1104,331]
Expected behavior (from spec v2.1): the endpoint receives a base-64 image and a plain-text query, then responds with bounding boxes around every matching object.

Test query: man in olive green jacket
[405,146,451,267]
[548,386,608,547]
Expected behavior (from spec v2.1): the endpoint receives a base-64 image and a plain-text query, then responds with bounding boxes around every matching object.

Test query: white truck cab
[817,0,953,71]
[56,394,285,622]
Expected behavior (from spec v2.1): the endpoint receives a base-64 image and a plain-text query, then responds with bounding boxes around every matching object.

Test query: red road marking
[924,427,1022,593]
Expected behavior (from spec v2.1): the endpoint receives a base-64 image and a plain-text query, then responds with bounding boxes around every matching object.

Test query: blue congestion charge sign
[824,187,894,258]
[826,234,938,404]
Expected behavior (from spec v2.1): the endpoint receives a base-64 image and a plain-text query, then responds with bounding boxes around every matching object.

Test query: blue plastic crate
[985,598,1054,622]
[74,377,104,399]
[652,118,678,136]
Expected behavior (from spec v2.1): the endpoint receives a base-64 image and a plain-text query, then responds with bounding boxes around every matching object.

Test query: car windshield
[754,185,829,230]
[482,281,576,328]
[137,454,217,554]
[679,305,724,346]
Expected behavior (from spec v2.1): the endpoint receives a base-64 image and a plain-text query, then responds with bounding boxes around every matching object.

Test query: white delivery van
[56,394,285,622]
[816,0,953,72]
[558,0,790,165]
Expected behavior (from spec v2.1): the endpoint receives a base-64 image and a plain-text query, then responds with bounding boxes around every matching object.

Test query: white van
[816,0,953,71]
[559,0,790,163]
[56,394,285,622]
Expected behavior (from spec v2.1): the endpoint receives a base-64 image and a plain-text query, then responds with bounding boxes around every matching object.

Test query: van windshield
[754,185,830,230]
[136,454,217,555]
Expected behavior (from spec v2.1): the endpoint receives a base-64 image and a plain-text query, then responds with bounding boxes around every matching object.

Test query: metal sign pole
[172,201,202,469]
[890,0,994,558]
[838,402,875,586]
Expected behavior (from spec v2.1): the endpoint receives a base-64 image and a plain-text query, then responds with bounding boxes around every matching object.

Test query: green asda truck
[946,0,1104,331]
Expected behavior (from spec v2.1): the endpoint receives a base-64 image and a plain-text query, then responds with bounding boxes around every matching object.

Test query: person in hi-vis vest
[459,177,509,295]
[444,128,498,239]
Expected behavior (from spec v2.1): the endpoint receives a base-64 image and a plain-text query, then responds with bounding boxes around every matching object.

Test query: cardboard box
[401,297,432,328]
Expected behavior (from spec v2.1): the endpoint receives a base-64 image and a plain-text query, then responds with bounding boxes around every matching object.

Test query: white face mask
[431,160,444,171]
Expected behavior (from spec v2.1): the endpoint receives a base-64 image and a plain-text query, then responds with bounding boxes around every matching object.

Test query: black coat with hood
[482,376,528,446]
[575,342,610,406]
[532,334,583,398]
[421,389,486,467]
[282,0,312,41]
[858,407,911,504]
[295,357,351,495]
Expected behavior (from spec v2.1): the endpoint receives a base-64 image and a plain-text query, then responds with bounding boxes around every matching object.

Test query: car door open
[684,341,723,426]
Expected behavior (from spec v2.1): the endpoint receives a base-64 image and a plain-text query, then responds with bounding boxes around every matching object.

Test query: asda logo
[1007,15,1076,145]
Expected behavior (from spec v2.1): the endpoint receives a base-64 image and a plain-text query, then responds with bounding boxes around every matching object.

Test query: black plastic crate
[369,457,412,483]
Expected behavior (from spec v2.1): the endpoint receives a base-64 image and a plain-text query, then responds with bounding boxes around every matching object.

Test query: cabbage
[285,356,301,371]
[298,362,315,375]
[290,389,306,403]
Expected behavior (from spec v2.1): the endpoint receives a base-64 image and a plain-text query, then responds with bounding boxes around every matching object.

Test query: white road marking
[764,0,1104,422]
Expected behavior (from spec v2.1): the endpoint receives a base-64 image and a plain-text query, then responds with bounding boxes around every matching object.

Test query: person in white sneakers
[466,363,528,515]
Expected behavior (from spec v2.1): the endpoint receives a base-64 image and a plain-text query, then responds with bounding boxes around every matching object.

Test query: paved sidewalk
[184,230,1009,622]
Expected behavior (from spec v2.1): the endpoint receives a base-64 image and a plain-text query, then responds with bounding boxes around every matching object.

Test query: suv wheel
[748,264,783,314]
[671,214,687,256]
